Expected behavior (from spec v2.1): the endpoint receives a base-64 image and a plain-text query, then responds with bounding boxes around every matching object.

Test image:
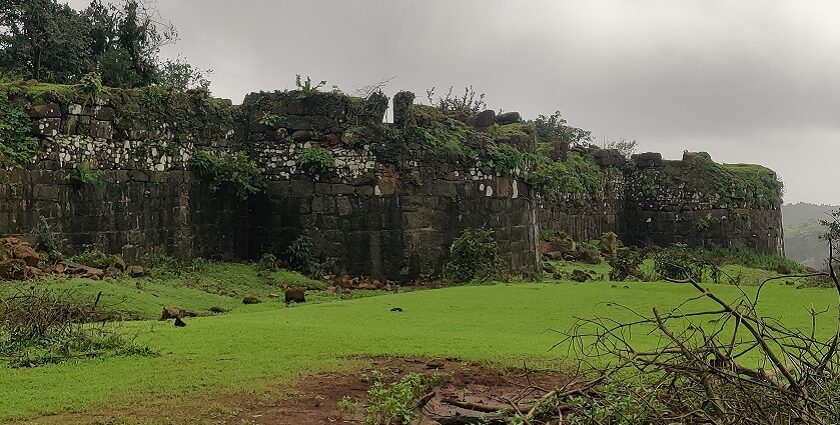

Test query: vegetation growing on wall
[189,150,264,200]
[0,89,37,165]
[632,154,784,208]
[72,162,105,186]
[524,149,604,203]
[297,147,336,175]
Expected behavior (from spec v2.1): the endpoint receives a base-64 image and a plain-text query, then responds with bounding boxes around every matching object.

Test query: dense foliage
[445,228,499,283]
[0,89,37,164]
[189,150,265,200]
[0,0,206,89]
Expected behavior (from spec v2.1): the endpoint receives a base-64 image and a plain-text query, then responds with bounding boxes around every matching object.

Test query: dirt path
[18,357,568,425]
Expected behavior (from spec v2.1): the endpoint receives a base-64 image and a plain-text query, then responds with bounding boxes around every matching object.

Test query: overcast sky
[66,0,840,205]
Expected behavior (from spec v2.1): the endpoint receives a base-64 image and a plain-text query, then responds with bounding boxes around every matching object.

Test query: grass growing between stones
[0,267,836,422]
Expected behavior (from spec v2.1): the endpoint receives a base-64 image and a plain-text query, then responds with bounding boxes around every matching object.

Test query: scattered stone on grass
[160,305,198,320]
[242,295,261,305]
[284,289,305,304]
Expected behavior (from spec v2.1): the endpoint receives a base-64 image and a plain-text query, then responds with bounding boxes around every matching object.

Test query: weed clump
[364,372,431,425]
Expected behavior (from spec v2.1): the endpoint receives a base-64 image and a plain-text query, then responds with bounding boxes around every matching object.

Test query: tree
[0,0,92,82]
[531,111,591,148]
[0,0,195,89]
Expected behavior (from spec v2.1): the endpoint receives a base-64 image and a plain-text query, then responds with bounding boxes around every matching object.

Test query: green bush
[653,244,703,282]
[703,246,805,274]
[190,150,265,200]
[0,90,38,165]
[609,248,647,281]
[525,150,604,202]
[286,235,323,277]
[297,147,335,175]
[445,228,499,283]
[255,253,279,272]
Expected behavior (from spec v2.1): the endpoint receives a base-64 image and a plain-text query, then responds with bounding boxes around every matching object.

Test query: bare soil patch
[227,356,568,424]
[17,357,568,425]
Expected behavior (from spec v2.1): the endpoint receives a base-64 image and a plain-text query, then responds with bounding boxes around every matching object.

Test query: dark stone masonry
[0,86,783,280]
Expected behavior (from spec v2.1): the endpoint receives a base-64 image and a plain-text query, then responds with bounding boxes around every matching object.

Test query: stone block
[30,103,61,119]
[32,118,60,137]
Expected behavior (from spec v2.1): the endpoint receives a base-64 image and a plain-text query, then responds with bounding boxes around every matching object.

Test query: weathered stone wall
[1,88,540,279]
[539,166,626,242]
[2,90,250,263]
[244,91,539,280]
[539,151,784,255]
[0,85,783,281]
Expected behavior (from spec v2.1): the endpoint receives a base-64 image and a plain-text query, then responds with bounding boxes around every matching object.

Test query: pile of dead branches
[550,242,840,424]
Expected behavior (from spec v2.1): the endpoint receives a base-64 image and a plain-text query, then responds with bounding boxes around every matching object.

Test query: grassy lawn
[0,266,837,422]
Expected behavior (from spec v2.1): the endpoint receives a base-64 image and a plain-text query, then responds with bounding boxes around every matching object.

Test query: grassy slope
[1,275,837,421]
[0,263,378,321]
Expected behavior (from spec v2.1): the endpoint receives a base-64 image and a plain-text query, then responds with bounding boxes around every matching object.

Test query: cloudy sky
[66,0,840,205]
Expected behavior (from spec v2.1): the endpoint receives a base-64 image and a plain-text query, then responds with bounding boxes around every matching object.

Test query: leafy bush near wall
[0,90,38,165]
[445,228,499,283]
[286,235,323,277]
[485,142,526,174]
[190,150,265,200]
[524,149,604,202]
[297,147,335,175]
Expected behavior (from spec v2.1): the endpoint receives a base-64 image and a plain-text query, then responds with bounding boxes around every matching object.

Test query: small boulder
[129,265,147,277]
[0,259,28,280]
[12,244,39,267]
[160,305,197,320]
[285,288,305,304]
[474,110,496,128]
[571,269,591,283]
[208,306,227,314]
[242,295,261,305]
[495,111,521,125]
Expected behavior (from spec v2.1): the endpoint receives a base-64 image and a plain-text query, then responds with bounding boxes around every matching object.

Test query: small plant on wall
[73,162,105,186]
[297,147,335,176]
[190,150,265,200]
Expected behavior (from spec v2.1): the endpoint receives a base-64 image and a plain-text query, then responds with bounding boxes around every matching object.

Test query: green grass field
[0,261,835,422]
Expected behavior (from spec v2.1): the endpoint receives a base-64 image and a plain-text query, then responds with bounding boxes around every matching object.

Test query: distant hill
[782,202,838,268]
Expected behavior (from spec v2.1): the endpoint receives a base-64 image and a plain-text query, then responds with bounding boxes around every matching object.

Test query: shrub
[609,248,647,281]
[33,217,65,261]
[445,228,499,283]
[653,244,703,281]
[297,147,335,175]
[703,246,805,274]
[0,287,151,368]
[256,253,279,272]
[190,150,265,200]
[286,235,323,277]
[70,249,124,271]
[0,90,38,165]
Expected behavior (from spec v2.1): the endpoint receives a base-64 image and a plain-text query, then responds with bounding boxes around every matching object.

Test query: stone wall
[244,91,539,280]
[0,84,783,282]
[539,151,784,255]
[1,87,540,280]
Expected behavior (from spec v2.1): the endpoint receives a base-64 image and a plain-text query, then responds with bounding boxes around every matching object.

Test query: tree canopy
[0,0,207,89]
